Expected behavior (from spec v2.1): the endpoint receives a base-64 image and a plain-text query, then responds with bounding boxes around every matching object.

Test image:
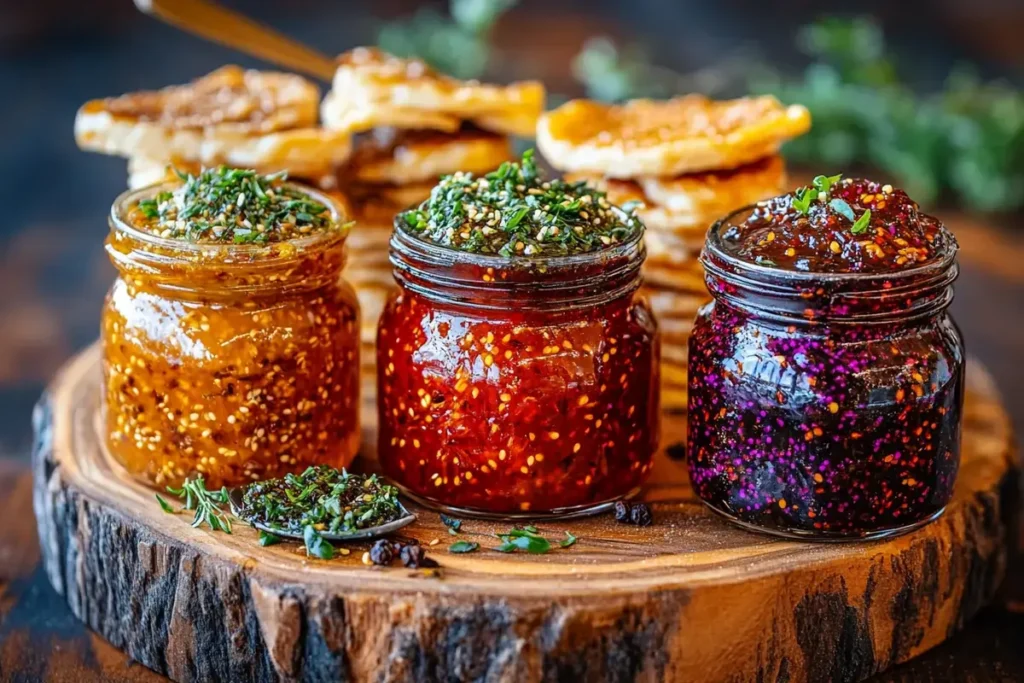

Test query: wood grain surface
[29,344,1020,683]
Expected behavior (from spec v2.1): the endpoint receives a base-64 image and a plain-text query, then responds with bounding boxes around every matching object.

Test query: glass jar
[377,220,660,518]
[687,207,964,540]
[102,183,361,489]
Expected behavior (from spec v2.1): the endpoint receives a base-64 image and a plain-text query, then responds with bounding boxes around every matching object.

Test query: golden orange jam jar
[102,168,360,488]
[377,152,660,517]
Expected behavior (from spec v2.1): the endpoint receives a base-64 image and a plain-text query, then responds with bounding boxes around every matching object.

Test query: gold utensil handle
[135,0,337,82]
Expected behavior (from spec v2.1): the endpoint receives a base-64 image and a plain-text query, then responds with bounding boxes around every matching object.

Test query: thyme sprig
[134,166,333,244]
[164,475,233,533]
[399,149,643,257]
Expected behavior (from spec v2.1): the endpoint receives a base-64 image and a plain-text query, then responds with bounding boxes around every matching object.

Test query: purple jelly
[687,178,964,540]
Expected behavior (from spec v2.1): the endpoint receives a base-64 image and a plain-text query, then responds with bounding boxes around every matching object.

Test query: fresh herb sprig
[237,466,403,536]
[792,174,843,216]
[400,149,643,257]
[135,166,333,244]
[163,475,233,533]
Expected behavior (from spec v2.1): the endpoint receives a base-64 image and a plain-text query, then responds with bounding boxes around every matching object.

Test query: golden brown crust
[321,47,545,137]
[345,128,512,185]
[77,66,352,176]
[539,95,810,177]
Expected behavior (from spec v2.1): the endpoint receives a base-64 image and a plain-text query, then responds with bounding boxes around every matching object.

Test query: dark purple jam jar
[687,181,964,540]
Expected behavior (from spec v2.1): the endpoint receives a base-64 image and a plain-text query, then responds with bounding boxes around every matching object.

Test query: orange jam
[101,181,360,488]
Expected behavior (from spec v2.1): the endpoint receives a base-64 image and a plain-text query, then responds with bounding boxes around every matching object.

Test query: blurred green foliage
[377,0,516,80]
[753,17,1024,212]
[381,8,1023,213]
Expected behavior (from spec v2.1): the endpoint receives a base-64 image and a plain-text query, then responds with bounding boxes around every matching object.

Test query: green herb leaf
[523,525,539,533]
[448,541,480,554]
[155,494,175,514]
[258,530,282,547]
[829,198,856,221]
[851,209,872,234]
[792,187,813,215]
[303,525,334,560]
[495,531,552,554]
[440,514,462,533]
[560,531,578,548]
[812,174,843,196]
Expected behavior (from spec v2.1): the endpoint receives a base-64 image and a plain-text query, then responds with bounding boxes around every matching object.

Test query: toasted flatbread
[78,66,352,177]
[567,173,710,236]
[638,155,786,219]
[539,95,810,177]
[346,128,512,185]
[321,47,545,137]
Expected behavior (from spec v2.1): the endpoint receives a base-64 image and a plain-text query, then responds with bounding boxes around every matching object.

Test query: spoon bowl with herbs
[228,466,417,543]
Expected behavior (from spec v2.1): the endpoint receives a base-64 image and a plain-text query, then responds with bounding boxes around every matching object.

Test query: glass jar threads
[376,152,660,517]
[687,177,964,540]
[102,170,361,488]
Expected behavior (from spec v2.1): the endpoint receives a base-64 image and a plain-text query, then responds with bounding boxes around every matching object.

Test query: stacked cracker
[318,47,544,392]
[75,65,354,189]
[538,95,810,410]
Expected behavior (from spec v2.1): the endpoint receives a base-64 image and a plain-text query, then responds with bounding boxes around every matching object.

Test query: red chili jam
[688,177,963,539]
[376,153,659,517]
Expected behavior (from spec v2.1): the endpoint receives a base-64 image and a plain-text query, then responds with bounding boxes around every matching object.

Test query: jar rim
[109,180,349,255]
[391,205,646,274]
[703,204,958,284]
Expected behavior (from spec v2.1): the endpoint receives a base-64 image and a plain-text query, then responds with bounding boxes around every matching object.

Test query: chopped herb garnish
[448,541,480,554]
[237,466,403,535]
[812,174,842,197]
[850,209,872,234]
[164,475,233,533]
[495,527,553,554]
[131,166,334,244]
[258,530,282,547]
[560,531,578,548]
[303,525,334,560]
[829,198,856,222]
[398,149,643,257]
[792,187,814,215]
[791,174,845,216]
[155,493,175,514]
[440,514,462,534]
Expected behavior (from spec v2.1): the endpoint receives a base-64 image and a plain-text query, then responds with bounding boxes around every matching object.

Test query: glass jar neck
[107,182,348,300]
[389,222,646,313]
[701,208,959,327]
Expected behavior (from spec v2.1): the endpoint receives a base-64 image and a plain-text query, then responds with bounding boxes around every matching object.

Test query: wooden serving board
[32,344,1019,683]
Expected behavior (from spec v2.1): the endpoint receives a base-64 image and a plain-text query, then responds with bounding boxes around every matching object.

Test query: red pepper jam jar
[687,176,963,540]
[376,152,660,517]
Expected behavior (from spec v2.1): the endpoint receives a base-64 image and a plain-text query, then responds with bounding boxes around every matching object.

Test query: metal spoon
[228,487,417,542]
